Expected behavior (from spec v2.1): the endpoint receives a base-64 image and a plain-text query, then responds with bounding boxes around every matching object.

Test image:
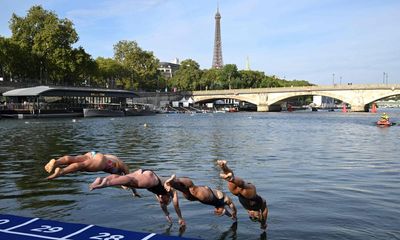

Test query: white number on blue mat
[31,225,63,233]
[0,219,10,224]
[90,232,124,240]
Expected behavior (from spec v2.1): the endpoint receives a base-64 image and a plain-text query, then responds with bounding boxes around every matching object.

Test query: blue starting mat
[0,214,198,240]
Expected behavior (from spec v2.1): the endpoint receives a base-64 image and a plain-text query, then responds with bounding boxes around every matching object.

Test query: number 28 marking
[90,232,124,240]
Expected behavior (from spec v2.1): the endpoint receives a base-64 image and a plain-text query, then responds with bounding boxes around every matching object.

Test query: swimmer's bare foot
[89,177,103,191]
[89,177,110,191]
[164,174,176,192]
[44,159,56,173]
[46,167,63,180]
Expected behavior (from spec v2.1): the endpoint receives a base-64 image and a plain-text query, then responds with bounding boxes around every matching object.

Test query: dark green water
[1,110,399,240]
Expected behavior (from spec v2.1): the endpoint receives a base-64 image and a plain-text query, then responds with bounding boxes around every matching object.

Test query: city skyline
[1,0,399,85]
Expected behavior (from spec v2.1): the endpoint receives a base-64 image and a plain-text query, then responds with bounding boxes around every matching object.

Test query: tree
[9,5,81,85]
[95,57,128,88]
[0,36,34,82]
[239,70,265,88]
[170,59,202,90]
[221,64,239,89]
[113,40,160,90]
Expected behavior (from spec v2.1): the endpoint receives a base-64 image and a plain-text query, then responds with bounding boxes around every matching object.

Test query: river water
[0,109,399,240]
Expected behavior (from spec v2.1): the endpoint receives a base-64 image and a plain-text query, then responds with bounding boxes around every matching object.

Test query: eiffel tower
[212,7,223,69]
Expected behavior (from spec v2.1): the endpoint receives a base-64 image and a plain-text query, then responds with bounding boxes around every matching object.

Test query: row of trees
[0,5,312,92]
[169,60,312,90]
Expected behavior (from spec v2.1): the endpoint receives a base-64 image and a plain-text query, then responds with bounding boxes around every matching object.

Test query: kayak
[376,120,393,126]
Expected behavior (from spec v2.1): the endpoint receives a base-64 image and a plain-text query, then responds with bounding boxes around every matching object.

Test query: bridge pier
[257,104,269,112]
[350,105,368,112]
[257,104,281,112]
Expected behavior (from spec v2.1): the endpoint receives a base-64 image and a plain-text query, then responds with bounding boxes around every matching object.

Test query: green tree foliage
[95,57,128,88]
[170,59,202,90]
[113,40,160,90]
[8,5,94,85]
[0,36,34,81]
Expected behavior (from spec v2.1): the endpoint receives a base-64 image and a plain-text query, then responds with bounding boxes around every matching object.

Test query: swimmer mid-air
[164,174,237,221]
[44,152,140,197]
[89,169,186,226]
[45,152,129,179]
[217,160,268,230]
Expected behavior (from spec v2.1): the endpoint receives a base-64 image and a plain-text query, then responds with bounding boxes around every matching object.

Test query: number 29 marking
[0,219,10,225]
[31,225,63,233]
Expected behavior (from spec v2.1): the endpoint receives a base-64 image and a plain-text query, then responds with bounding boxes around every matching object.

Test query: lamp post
[383,72,386,84]
[332,73,335,85]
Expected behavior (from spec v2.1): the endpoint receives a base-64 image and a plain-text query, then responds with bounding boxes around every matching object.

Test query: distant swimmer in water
[89,169,186,226]
[164,174,237,221]
[217,160,268,230]
[45,152,129,179]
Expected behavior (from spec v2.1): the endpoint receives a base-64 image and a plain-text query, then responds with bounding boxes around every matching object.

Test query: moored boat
[124,103,156,116]
[83,108,124,117]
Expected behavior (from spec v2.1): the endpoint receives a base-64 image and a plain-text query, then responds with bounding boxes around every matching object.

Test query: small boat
[376,120,393,127]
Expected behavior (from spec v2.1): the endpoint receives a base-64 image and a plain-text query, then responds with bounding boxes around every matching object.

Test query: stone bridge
[192,84,400,112]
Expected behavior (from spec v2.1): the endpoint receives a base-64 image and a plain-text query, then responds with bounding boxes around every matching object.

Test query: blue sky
[1,0,399,85]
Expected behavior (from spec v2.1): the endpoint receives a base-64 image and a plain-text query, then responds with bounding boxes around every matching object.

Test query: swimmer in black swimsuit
[89,169,185,226]
[217,160,268,230]
[164,175,237,221]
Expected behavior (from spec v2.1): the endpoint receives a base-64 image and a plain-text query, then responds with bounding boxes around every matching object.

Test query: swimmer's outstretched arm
[172,190,185,226]
[225,196,237,221]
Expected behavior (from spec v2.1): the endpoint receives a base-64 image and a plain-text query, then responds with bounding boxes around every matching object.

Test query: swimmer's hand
[178,218,186,226]
[129,188,141,198]
[132,192,142,198]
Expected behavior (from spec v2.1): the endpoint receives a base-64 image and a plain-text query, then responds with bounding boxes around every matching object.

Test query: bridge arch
[194,95,258,105]
[267,91,348,106]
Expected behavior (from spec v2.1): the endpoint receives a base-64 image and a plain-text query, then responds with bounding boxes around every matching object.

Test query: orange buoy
[342,103,347,113]
[371,103,377,113]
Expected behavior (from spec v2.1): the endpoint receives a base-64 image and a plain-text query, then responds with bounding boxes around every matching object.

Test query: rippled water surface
[1,110,399,240]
